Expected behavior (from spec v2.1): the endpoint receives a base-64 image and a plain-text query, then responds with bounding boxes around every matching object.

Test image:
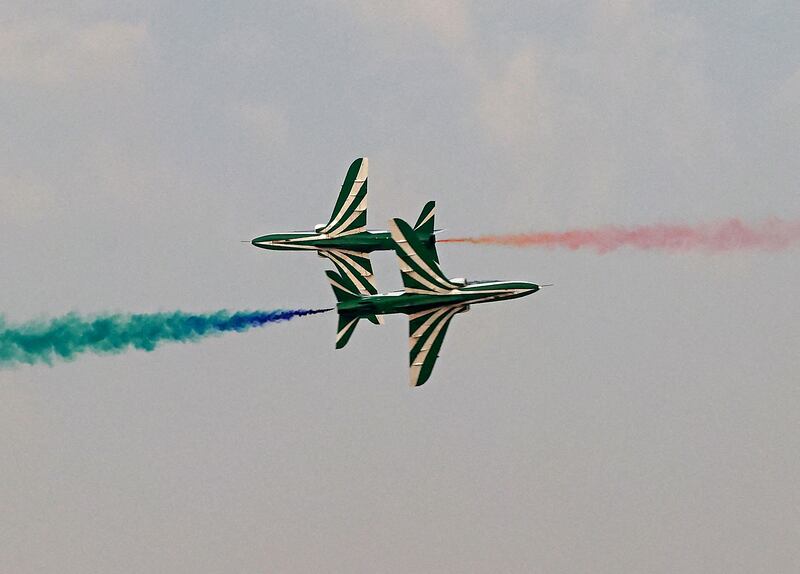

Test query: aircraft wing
[319,158,368,237]
[318,248,378,295]
[390,217,459,294]
[408,303,467,387]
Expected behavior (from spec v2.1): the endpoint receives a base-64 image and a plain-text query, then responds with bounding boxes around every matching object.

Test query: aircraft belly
[387,294,473,315]
[329,235,393,252]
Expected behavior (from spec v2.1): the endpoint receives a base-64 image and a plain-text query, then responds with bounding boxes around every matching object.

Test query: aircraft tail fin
[413,201,436,235]
[412,201,440,263]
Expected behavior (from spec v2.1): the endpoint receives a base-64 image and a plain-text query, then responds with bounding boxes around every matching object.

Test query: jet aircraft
[251,158,439,295]
[326,216,542,387]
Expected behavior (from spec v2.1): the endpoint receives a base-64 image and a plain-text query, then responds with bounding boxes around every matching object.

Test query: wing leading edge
[389,217,459,294]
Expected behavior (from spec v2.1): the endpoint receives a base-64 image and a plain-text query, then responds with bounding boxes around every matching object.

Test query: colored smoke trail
[440,218,800,254]
[0,308,331,367]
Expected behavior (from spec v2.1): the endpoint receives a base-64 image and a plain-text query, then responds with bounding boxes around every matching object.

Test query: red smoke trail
[440,218,800,254]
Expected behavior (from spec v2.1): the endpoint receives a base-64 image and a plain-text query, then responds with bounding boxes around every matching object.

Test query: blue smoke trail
[0,308,331,367]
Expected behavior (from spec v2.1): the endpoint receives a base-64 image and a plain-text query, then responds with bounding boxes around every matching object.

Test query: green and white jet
[251,157,439,295]
[327,217,543,387]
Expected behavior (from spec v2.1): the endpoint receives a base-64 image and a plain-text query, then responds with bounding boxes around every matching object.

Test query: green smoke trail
[0,308,330,367]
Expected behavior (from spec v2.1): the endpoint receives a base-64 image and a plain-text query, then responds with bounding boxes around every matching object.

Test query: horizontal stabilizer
[336,313,360,349]
[326,269,361,303]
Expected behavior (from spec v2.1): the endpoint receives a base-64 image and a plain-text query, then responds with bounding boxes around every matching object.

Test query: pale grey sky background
[1,1,799,572]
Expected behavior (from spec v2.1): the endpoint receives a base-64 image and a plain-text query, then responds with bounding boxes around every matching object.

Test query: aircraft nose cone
[251,235,275,248]
[498,281,540,301]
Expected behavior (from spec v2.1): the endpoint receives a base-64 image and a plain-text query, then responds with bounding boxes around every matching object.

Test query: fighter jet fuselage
[336,280,539,317]
[251,229,435,254]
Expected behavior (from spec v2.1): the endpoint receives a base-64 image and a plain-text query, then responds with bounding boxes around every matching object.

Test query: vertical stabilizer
[413,201,436,235]
[412,201,440,262]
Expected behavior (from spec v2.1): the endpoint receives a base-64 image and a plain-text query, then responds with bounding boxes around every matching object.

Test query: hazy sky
[2,2,799,572]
